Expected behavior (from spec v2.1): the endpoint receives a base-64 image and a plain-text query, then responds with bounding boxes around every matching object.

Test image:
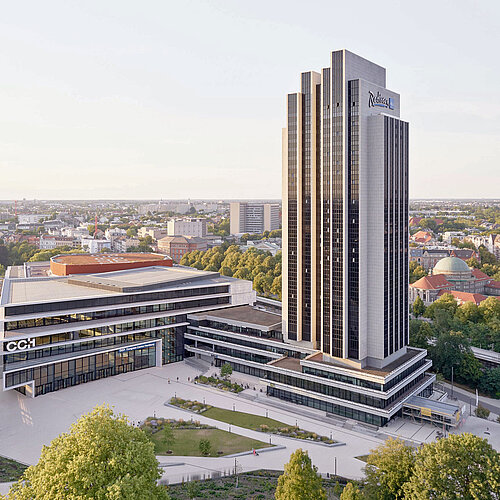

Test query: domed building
[432,256,473,281]
[410,256,500,306]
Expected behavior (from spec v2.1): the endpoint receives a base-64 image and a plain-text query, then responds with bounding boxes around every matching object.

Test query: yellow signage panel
[421,407,432,417]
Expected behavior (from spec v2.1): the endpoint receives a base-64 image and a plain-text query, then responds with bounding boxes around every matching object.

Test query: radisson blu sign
[368,91,394,110]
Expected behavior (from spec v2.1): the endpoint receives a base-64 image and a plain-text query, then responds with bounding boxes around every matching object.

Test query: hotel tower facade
[283,49,410,370]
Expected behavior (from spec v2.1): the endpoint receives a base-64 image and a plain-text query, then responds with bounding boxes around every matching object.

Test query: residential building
[410,247,479,271]
[157,236,208,263]
[1,258,255,397]
[39,235,79,250]
[243,240,281,256]
[410,230,434,244]
[230,203,280,235]
[61,226,90,239]
[138,227,169,240]
[18,214,48,225]
[112,236,140,253]
[167,218,207,238]
[80,237,112,254]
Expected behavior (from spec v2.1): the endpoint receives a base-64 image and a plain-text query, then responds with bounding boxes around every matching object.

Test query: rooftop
[51,253,168,266]
[433,256,471,275]
[1,265,235,306]
[410,274,452,290]
[404,395,459,417]
[305,348,424,378]
[190,305,282,330]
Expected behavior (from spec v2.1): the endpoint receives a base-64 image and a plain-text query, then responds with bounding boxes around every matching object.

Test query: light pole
[265,409,268,418]
[451,365,454,398]
[334,457,337,476]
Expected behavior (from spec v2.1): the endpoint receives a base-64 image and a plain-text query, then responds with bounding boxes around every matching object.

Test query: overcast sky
[1,0,499,200]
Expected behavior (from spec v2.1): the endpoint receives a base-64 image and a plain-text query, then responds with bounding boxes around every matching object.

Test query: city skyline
[1,1,499,200]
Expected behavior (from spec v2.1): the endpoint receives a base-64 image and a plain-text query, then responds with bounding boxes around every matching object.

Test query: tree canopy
[180,245,282,299]
[403,433,500,499]
[275,449,326,500]
[363,438,415,500]
[8,405,168,500]
[343,434,500,499]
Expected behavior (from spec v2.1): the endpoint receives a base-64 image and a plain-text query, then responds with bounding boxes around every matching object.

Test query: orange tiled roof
[411,274,452,290]
[471,268,492,281]
[437,289,488,305]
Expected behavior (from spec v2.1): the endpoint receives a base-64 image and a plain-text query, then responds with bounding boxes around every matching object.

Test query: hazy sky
[1,0,499,200]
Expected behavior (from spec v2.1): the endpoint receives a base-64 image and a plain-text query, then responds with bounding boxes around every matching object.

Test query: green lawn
[202,407,288,431]
[151,428,268,457]
[355,455,369,463]
[0,456,28,482]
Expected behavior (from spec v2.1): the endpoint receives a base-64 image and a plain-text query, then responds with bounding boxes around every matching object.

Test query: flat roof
[269,357,302,372]
[51,253,167,265]
[190,305,282,330]
[404,395,460,416]
[1,265,233,306]
[305,348,423,378]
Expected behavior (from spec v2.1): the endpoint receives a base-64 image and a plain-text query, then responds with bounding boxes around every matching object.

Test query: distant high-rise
[283,49,409,369]
[230,202,280,235]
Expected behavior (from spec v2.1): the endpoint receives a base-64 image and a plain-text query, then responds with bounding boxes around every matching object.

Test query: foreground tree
[220,362,233,379]
[403,433,500,499]
[363,438,415,500]
[8,405,168,500]
[412,296,426,318]
[340,482,364,500]
[275,449,326,500]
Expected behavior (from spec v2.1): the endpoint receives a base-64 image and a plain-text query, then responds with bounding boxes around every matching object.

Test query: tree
[8,405,168,499]
[430,330,469,380]
[161,423,175,450]
[363,438,415,500]
[220,362,232,379]
[340,482,364,500]
[275,449,326,500]
[424,293,458,319]
[403,433,500,499]
[478,367,500,398]
[409,261,426,284]
[479,296,500,323]
[455,301,481,323]
[409,321,433,350]
[126,228,137,238]
[412,296,425,318]
[199,439,212,457]
[456,352,482,387]
[475,405,490,419]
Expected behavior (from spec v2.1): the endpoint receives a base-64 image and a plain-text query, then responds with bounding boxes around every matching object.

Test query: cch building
[1,255,255,397]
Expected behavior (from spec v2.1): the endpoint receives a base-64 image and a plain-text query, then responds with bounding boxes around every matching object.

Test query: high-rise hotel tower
[283,50,410,369]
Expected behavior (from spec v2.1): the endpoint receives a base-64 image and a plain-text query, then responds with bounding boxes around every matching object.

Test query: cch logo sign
[4,338,36,352]
[368,91,394,110]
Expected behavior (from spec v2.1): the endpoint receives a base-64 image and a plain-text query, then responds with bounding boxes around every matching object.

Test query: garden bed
[166,469,348,499]
[0,456,28,482]
[194,374,244,393]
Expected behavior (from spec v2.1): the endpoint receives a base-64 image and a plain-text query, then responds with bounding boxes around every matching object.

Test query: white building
[167,218,207,237]
[18,214,48,225]
[39,235,79,250]
[230,203,281,235]
[81,237,112,253]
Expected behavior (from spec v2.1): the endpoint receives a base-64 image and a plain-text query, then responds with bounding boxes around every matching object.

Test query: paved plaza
[0,360,498,494]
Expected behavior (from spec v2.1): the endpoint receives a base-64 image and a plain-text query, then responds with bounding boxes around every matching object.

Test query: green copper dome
[433,256,471,276]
